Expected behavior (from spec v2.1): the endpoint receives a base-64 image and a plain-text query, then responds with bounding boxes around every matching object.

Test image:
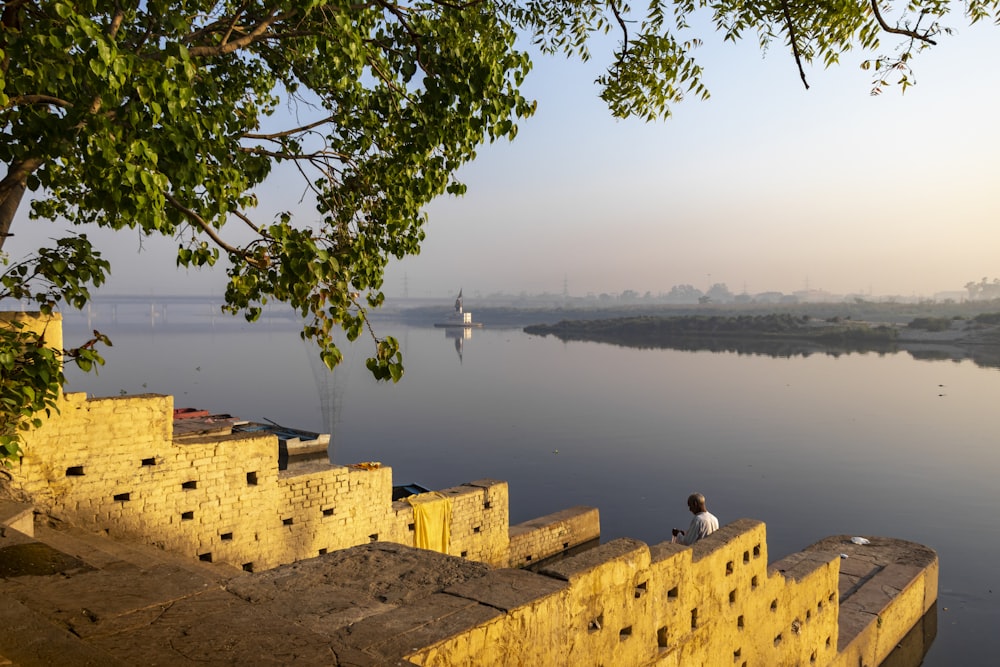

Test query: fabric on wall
[407,491,452,554]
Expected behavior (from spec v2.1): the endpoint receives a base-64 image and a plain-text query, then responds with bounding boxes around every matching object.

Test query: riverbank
[521,313,1000,369]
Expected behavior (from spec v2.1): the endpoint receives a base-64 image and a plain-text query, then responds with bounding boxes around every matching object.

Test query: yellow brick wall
[508,506,600,568]
[0,311,63,354]
[408,520,845,667]
[7,314,592,572]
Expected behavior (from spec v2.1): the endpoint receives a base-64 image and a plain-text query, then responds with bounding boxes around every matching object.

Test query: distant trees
[964,278,1000,301]
[706,283,734,304]
[665,284,703,304]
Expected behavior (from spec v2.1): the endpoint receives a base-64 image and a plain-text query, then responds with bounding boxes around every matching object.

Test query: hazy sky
[8,16,1000,300]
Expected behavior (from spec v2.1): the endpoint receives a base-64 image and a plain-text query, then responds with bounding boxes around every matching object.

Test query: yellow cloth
[407,491,452,554]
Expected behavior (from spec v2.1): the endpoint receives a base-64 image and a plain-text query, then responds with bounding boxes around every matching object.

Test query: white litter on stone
[850,537,871,545]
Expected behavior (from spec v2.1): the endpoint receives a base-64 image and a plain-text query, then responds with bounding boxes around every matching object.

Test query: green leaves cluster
[0,318,110,465]
[0,236,112,463]
[0,321,63,464]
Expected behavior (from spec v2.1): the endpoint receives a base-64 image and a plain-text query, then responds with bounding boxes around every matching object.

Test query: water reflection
[529,332,1000,371]
[444,327,473,363]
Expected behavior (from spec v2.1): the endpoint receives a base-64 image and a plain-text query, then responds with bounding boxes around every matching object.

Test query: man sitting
[672,493,719,545]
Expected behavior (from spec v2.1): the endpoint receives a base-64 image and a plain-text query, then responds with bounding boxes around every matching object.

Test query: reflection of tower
[303,339,350,464]
[445,327,471,364]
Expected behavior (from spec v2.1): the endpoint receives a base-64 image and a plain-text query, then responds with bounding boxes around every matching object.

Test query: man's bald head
[687,493,707,513]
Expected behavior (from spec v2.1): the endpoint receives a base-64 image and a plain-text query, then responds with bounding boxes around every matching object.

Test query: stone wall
[508,505,601,568]
[402,520,936,667]
[6,315,600,571]
[12,388,530,570]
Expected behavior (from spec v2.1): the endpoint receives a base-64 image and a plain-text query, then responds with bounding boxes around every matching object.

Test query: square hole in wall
[619,626,632,641]
[242,562,254,572]
[181,511,194,521]
[66,466,85,477]
[408,523,415,532]
[828,591,835,603]
[690,608,698,630]
[368,533,378,542]
[182,480,197,490]
[733,648,742,660]
[246,471,258,486]
[826,636,831,648]
[726,560,734,575]
[751,576,759,590]
[141,457,156,466]
[319,548,328,555]
[729,589,736,605]
[770,599,778,612]
[525,555,532,562]
[483,500,492,510]
[667,586,679,599]
[473,525,481,534]
[774,633,783,647]
[282,517,293,526]
[753,544,761,558]
[588,613,604,633]
[199,552,213,563]
[113,492,131,502]
[743,550,750,564]
[322,507,334,517]
[460,550,468,558]
[220,532,233,541]
[737,615,744,630]
[657,626,669,649]
[810,650,817,663]
[635,581,648,599]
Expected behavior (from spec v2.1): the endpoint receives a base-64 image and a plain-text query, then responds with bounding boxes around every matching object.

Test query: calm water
[60,301,1000,665]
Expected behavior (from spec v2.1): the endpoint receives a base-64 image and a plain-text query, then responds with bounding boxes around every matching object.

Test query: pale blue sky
[8,17,1000,300]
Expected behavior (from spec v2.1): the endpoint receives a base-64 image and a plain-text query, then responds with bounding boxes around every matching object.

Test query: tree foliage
[0,235,111,463]
[0,1,997,417]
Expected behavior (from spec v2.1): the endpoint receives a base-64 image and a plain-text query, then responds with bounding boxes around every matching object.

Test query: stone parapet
[508,505,600,568]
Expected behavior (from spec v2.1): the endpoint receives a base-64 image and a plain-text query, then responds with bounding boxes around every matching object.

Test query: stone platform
[0,504,936,666]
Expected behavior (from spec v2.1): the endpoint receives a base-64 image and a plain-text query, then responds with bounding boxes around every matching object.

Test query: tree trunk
[0,158,43,252]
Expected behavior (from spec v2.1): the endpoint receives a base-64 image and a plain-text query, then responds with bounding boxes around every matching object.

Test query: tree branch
[870,0,937,45]
[608,0,630,61]
[0,157,44,250]
[163,191,269,269]
[4,94,73,109]
[187,9,297,57]
[780,0,810,90]
[242,114,336,140]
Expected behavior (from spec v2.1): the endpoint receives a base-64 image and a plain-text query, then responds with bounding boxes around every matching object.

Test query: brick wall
[8,311,594,572]
[408,521,845,666]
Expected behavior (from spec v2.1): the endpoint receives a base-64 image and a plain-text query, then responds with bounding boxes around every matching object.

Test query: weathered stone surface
[444,567,566,611]
[0,595,127,667]
[539,537,646,581]
[336,593,502,661]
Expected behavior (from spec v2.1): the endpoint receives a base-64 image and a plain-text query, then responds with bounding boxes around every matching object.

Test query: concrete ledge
[444,568,566,611]
[0,500,33,538]
[508,505,600,568]
[802,535,938,667]
[538,537,647,582]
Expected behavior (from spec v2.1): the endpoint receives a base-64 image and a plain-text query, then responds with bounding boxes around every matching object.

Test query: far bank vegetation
[523,314,899,346]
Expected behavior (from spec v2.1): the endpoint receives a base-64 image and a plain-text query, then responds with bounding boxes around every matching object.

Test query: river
[60,299,1000,665]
